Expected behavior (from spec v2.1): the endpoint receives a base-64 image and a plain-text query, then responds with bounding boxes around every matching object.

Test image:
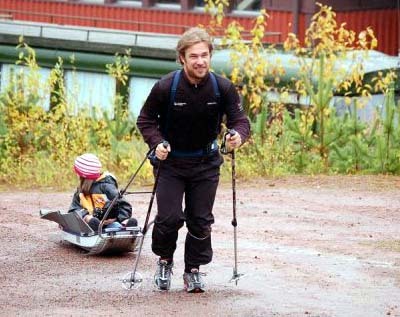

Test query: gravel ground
[1,175,399,317]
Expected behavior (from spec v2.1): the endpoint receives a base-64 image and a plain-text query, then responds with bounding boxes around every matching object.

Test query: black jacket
[137,71,250,151]
[69,172,132,223]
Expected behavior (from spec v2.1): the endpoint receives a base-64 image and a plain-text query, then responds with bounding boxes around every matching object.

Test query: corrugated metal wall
[297,9,399,56]
[335,9,398,57]
[0,0,398,55]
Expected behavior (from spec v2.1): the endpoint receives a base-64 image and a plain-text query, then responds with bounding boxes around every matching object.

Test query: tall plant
[283,107,319,172]
[283,3,377,169]
[0,41,144,187]
[372,81,400,173]
[204,0,229,33]
[330,98,370,173]
[105,51,136,168]
[223,10,285,121]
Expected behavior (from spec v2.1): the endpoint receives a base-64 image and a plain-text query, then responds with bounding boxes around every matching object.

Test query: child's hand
[103,218,117,225]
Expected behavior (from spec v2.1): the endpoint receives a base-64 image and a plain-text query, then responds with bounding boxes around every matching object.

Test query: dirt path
[1,176,399,317]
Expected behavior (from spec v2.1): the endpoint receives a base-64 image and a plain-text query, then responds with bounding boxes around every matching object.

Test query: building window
[65,70,116,116]
[128,76,157,117]
[233,0,261,11]
[0,64,51,111]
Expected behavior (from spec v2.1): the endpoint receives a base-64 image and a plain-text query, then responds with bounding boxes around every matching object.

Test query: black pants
[152,153,223,269]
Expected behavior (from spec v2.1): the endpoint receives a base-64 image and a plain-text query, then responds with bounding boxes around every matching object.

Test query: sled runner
[39,209,142,255]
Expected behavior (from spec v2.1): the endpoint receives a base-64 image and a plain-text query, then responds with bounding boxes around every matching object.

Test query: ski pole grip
[149,141,169,163]
[221,129,237,155]
[228,129,237,137]
[162,140,169,149]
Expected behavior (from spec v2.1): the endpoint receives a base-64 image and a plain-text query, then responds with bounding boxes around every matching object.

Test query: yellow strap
[79,193,108,214]
[79,193,94,213]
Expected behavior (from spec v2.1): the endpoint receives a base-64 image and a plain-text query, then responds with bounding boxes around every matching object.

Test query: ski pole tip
[122,271,143,290]
[229,272,245,285]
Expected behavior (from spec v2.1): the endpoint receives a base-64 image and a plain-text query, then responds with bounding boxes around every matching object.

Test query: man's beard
[187,66,208,81]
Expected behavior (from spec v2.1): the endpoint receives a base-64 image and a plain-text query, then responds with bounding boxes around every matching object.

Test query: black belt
[169,140,218,158]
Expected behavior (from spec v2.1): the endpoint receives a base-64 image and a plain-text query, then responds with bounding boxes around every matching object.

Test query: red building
[0,0,398,56]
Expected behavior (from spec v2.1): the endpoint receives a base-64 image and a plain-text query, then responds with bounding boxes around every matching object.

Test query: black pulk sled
[39,148,154,255]
[221,130,244,285]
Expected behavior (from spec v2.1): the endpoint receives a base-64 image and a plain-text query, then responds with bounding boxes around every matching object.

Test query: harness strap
[170,70,182,107]
[209,71,220,101]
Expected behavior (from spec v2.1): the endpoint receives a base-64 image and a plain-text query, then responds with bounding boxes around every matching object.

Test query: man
[137,27,250,293]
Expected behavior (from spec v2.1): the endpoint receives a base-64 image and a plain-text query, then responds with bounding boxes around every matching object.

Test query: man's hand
[155,141,171,160]
[225,130,242,150]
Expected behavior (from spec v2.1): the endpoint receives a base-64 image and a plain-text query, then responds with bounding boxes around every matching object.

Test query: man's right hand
[155,141,171,160]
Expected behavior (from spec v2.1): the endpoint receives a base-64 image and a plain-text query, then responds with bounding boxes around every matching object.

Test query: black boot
[126,218,138,227]
[88,217,100,232]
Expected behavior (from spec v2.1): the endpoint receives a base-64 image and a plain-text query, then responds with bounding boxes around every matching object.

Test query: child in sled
[69,153,138,232]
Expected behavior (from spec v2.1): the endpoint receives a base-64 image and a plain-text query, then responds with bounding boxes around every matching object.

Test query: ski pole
[229,140,244,285]
[122,141,168,289]
[221,129,244,285]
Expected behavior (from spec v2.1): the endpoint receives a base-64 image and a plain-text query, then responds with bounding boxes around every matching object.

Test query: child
[68,153,138,232]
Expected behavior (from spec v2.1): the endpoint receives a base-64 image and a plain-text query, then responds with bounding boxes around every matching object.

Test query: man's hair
[176,27,213,65]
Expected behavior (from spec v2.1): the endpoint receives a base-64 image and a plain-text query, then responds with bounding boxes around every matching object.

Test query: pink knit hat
[73,153,102,180]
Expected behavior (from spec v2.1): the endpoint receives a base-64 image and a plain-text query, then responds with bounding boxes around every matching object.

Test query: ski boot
[183,268,205,293]
[154,259,173,291]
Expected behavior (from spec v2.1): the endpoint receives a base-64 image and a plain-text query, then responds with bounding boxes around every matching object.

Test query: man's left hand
[226,131,242,150]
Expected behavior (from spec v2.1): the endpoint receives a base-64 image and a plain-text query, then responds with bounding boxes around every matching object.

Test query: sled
[39,209,143,255]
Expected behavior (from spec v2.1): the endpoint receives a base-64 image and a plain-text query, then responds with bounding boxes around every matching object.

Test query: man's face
[180,41,211,84]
